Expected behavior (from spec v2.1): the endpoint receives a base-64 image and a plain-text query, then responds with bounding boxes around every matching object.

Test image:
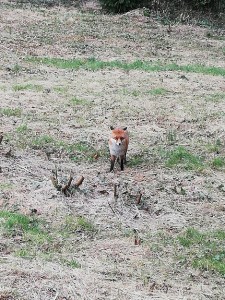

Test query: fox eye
[120,137,124,140]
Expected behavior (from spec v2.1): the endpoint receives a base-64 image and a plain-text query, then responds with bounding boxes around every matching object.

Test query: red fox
[109,126,129,172]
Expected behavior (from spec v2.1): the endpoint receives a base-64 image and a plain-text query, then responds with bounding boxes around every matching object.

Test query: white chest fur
[109,139,127,157]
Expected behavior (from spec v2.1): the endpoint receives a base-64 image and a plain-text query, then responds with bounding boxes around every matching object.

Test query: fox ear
[123,127,127,130]
[110,126,115,130]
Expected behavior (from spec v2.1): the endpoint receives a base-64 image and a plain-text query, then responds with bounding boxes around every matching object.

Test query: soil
[1,1,225,299]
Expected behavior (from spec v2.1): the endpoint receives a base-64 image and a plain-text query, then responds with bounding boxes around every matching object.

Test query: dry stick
[114,183,118,199]
[74,175,84,188]
[62,175,73,194]
[107,200,116,215]
[50,166,59,188]
[136,192,142,205]
[50,176,59,188]
[0,134,3,145]
[134,229,141,245]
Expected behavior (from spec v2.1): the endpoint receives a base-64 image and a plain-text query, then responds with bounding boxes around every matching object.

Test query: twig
[134,229,141,245]
[0,133,3,145]
[114,183,118,199]
[62,175,73,194]
[136,192,142,205]
[107,200,116,215]
[50,176,59,188]
[50,167,59,188]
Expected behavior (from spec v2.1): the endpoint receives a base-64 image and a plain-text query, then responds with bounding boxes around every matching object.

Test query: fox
[109,126,129,172]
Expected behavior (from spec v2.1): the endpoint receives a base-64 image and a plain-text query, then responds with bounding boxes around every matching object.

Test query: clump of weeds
[0,108,22,117]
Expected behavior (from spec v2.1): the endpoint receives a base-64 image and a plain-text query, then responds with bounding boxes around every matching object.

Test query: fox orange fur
[109,126,129,172]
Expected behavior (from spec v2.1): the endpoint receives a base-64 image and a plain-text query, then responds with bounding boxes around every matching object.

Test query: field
[1,1,225,299]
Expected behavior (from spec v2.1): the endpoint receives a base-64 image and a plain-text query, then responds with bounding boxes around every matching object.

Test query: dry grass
[1,1,225,299]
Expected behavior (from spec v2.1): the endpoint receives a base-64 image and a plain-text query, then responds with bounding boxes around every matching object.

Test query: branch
[62,175,73,195]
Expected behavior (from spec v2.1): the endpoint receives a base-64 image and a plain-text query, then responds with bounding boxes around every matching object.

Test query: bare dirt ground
[1,1,225,299]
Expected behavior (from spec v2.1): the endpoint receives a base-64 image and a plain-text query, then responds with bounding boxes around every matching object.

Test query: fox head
[110,126,128,146]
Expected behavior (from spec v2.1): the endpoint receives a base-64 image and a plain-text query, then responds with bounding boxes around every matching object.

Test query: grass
[13,83,43,92]
[64,216,96,235]
[7,130,98,162]
[0,210,41,236]
[62,259,81,269]
[32,134,55,147]
[147,228,225,278]
[178,228,225,276]
[0,182,13,190]
[70,97,89,105]
[27,57,225,77]
[0,210,85,263]
[53,86,68,94]
[127,153,146,167]
[147,87,168,96]
[11,64,22,73]
[211,157,225,169]
[205,93,225,102]
[0,107,22,117]
[32,136,96,161]
[166,130,177,145]
[16,124,28,133]
[164,146,204,170]
[206,139,222,153]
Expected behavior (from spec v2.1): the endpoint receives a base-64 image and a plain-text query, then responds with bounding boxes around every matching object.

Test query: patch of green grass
[31,135,55,147]
[15,248,33,259]
[27,56,225,77]
[16,124,28,133]
[206,93,225,102]
[131,90,141,97]
[0,182,13,190]
[147,87,168,96]
[11,64,22,73]
[206,32,225,41]
[206,139,222,153]
[0,107,22,117]
[0,85,7,91]
[12,131,96,162]
[166,130,177,145]
[0,210,41,236]
[178,228,225,276]
[0,210,63,260]
[145,230,175,253]
[62,258,81,269]
[127,154,145,167]
[68,141,96,162]
[70,97,89,105]
[64,216,96,235]
[13,83,43,92]
[53,86,68,94]
[178,228,205,247]
[211,157,225,169]
[165,146,204,170]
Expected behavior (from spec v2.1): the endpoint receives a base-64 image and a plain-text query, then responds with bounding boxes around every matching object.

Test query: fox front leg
[120,155,125,171]
[110,155,116,172]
